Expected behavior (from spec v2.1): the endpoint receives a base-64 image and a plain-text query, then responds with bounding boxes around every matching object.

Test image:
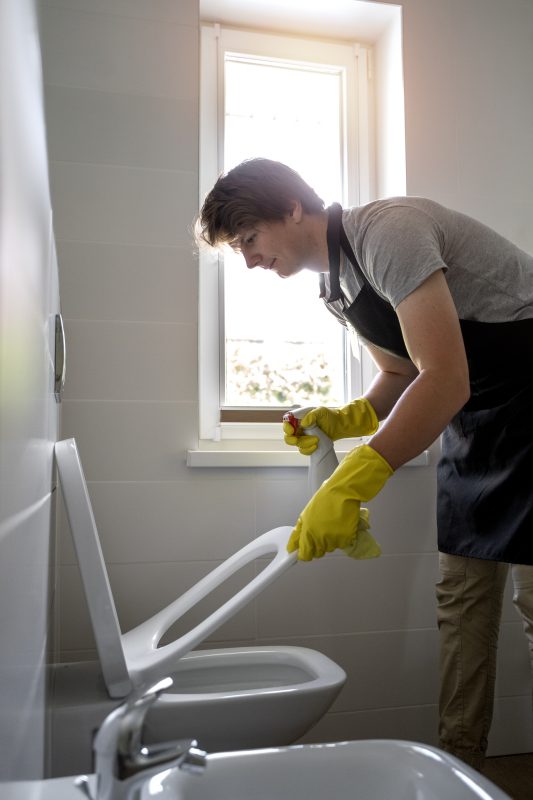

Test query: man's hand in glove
[283,398,379,456]
[287,444,393,561]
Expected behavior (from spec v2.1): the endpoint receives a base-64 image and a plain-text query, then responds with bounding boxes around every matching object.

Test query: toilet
[51,439,346,776]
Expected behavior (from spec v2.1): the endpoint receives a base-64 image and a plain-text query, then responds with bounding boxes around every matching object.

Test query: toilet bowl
[146,645,344,750]
[52,439,346,775]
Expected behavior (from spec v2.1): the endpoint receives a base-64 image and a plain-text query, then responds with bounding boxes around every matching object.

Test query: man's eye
[245,234,256,246]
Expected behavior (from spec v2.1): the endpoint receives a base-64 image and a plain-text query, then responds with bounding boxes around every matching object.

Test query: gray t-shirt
[331,197,533,329]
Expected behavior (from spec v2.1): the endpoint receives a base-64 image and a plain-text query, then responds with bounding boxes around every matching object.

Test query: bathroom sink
[143,739,511,800]
[0,740,510,800]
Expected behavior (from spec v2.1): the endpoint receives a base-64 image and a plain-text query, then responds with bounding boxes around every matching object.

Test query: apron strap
[320,202,371,302]
[320,203,344,302]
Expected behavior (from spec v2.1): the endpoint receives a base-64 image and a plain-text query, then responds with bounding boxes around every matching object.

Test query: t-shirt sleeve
[361,206,447,308]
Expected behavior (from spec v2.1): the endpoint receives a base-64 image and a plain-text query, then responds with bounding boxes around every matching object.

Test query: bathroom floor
[482,753,533,799]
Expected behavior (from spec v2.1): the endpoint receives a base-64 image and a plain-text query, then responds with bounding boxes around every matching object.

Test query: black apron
[322,203,533,565]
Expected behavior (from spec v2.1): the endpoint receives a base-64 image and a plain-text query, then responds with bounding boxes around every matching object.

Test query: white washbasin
[143,740,510,800]
[0,739,510,800]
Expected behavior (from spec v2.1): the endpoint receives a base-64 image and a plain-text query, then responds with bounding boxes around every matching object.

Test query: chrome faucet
[75,676,207,800]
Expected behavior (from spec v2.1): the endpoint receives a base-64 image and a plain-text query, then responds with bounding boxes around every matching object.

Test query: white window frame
[196,23,376,452]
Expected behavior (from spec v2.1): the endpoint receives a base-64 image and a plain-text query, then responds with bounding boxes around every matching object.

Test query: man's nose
[243,251,261,269]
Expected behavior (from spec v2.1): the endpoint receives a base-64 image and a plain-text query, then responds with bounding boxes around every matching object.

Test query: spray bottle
[283,407,338,495]
[283,407,380,559]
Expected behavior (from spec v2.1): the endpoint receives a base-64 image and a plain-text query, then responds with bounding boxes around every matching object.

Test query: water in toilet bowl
[165,660,310,693]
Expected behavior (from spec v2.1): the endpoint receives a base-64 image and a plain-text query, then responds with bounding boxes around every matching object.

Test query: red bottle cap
[282,411,300,434]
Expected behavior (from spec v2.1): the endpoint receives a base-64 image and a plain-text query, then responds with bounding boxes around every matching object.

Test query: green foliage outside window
[226,339,341,407]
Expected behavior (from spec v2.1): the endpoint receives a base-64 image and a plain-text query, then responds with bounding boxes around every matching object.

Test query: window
[198,24,375,444]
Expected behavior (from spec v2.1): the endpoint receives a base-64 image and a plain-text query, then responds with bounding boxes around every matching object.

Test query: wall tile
[501,573,523,624]
[256,553,439,638]
[59,479,257,565]
[57,496,76,565]
[495,622,532,697]
[60,400,198,481]
[44,86,198,171]
[369,467,437,555]
[59,561,256,652]
[298,704,439,748]
[62,320,197,402]
[60,399,255,484]
[58,565,94,651]
[255,474,312,532]
[57,241,197,325]
[447,191,533,256]
[50,163,197,248]
[109,561,257,644]
[451,0,533,217]
[41,0,198,28]
[57,649,98,663]
[402,0,459,201]
[40,6,198,98]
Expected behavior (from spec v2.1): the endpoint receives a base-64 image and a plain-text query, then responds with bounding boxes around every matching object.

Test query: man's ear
[288,200,303,223]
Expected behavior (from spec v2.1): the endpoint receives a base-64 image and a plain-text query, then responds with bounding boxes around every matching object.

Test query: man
[196,157,533,770]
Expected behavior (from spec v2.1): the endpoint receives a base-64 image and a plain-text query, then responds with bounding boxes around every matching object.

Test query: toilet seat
[54,438,297,698]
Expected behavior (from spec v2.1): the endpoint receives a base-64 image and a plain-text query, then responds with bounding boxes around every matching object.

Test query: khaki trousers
[436,552,533,770]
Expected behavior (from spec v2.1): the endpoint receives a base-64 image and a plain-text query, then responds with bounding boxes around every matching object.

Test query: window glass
[222,55,347,408]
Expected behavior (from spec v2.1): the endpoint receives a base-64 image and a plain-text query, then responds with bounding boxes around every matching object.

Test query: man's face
[237,214,304,279]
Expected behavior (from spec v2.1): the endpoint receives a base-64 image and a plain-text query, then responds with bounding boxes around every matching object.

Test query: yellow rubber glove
[283,398,379,456]
[287,444,393,561]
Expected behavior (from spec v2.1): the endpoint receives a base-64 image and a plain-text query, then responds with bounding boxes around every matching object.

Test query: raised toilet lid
[55,439,297,698]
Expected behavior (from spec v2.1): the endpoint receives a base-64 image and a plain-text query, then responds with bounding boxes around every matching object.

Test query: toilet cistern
[74,677,207,800]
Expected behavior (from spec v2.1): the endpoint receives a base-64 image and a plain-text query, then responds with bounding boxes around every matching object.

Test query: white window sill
[187,441,430,469]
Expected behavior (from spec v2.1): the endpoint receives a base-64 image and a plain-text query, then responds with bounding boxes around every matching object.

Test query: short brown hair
[196,158,324,249]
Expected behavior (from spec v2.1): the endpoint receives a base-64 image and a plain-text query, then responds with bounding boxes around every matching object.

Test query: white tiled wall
[40,0,533,759]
